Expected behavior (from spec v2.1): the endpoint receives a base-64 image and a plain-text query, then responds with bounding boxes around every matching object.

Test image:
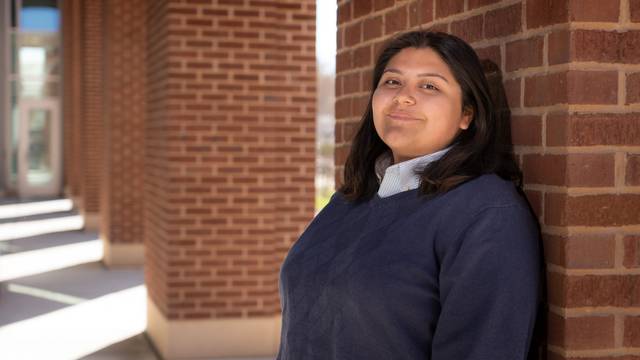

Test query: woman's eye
[421,83,439,91]
[383,79,400,86]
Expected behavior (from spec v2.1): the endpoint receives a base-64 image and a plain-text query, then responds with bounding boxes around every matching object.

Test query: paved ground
[0,197,274,360]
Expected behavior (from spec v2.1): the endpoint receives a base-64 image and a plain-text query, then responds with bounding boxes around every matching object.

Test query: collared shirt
[375,145,453,198]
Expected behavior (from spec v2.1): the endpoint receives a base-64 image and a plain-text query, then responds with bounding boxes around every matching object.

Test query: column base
[146,297,281,359]
[82,211,100,231]
[103,240,144,266]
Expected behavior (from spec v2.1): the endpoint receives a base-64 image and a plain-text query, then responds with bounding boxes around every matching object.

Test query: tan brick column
[336,0,640,358]
[144,1,316,358]
[99,0,146,266]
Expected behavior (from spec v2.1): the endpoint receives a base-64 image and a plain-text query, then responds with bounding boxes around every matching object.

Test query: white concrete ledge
[146,297,281,360]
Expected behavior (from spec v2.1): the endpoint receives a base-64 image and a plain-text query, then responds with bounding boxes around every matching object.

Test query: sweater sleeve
[431,204,541,360]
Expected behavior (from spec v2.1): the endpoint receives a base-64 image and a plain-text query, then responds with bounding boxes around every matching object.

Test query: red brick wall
[100,0,146,246]
[145,0,316,320]
[336,0,640,358]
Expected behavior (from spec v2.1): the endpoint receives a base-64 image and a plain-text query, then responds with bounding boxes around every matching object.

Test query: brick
[624,235,640,268]
[545,193,640,226]
[525,70,617,107]
[419,0,434,23]
[522,153,617,187]
[524,72,568,107]
[548,29,571,65]
[632,0,640,22]
[408,1,420,27]
[569,0,620,22]
[484,3,522,39]
[503,77,521,108]
[475,45,501,71]
[363,16,382,41]
[343,72,361,94]
[627,153,640,185]
[336,50,353,73]
[566,153,616,187]
[338,2,352,25]
[351,95,369,117]
[565,274,640,307]
[567,70,618,104]
[627,72,640,104]
[361,68,373,91]
[543,234,616,269]
[573,30,640,64]
[510,115,541,146]
[523,154,567,186]
[385,5,408,35]
[353,0,373,18]
[625,316,640,347]
[566,315,616,349]
[335,97,352,119]
[374,0,394,11]
[547,312,616,350]
[345,21,362,47]
[527,0,569,29]
[506,36,543,72]
[435,0,464,18]
[546,113,640,146]
[353,45,371,68]
[450,14,484,43]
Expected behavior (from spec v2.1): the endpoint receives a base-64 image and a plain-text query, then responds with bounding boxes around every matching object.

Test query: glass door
[3,0,61,198]
[18,98,60,197]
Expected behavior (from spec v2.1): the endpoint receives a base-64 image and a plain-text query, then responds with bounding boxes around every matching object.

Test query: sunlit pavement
[0,198,155,360]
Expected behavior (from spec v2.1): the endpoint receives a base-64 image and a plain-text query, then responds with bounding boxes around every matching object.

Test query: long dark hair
[338,30,522,202]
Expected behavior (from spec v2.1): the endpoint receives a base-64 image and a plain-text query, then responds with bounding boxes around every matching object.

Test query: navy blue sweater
[276,174,542,360]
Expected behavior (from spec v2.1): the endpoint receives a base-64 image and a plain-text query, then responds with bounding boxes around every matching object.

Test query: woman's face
[372,47,472,163]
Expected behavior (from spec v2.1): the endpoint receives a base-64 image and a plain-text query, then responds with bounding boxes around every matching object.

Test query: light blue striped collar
[375,145,454,198]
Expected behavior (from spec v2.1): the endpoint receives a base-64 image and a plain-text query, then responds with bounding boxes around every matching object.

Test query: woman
[277,30,545,360]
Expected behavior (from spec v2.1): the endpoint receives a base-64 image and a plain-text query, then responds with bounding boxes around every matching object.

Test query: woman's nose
[393,87,416,105]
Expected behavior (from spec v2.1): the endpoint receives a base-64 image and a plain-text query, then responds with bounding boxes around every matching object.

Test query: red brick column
[144,1,316,358]
[61,0,104,230]
[61,0,84,210]
[336,0,640,358]
[99,0,146,265]
[61,0,104,229]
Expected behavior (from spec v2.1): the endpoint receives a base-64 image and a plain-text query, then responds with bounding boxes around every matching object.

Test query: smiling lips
[386,111,422,121]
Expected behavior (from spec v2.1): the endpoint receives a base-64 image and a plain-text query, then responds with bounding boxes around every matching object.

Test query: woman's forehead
[384,48,453,82]
[385,48,453,79]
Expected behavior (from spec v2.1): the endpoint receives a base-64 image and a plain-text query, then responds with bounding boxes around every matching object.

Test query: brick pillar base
[147,298,281,358]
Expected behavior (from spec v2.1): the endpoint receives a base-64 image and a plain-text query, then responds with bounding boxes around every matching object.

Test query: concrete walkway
[0,197,274,360]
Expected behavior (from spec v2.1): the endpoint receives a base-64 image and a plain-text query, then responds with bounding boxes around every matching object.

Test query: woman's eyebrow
[382,68,449,83]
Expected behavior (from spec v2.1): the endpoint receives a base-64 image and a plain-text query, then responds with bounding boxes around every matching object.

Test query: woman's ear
[459,106,473,130]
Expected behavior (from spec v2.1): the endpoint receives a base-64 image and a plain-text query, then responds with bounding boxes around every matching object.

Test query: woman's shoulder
[440,173,529,215]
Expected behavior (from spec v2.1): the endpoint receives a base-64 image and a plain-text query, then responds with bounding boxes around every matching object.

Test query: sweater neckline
[369,187,421,209]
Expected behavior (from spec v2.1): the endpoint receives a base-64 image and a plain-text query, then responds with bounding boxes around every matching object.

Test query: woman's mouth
[386,112,421,121]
